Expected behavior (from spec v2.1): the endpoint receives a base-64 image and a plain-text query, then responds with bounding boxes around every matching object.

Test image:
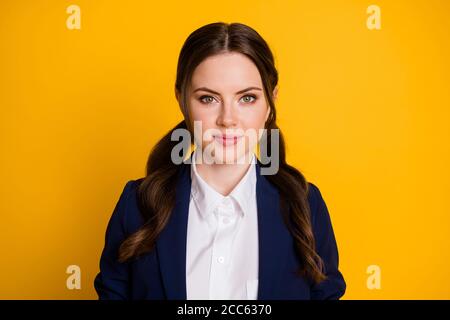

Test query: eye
[199,95,217,104]
[240,94,257,104]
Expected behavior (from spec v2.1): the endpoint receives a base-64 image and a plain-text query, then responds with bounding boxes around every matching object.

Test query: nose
[216,101,237,128]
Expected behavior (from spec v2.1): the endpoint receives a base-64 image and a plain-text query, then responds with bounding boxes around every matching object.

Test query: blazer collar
[156,159,292,300]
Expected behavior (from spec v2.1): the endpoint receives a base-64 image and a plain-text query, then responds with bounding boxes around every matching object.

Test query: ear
[264,104,271,123]
[175,88,180,103]
[265,86,278,122]
[272,85,279,101]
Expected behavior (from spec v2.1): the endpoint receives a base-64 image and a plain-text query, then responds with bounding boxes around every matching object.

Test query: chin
[198,138,255,165]
[211,144,252,165]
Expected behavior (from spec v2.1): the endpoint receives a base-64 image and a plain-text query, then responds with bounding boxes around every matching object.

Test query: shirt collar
[190,150,257,219]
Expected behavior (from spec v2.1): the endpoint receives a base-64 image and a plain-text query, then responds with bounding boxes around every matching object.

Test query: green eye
[199,94,257,104]
[199,95,216,104]
[241,95,256,103]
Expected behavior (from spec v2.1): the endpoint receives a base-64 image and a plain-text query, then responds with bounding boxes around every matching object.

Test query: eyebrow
[192,86,262,95]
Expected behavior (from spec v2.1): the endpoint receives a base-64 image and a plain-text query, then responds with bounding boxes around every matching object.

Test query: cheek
[188,101,215,127]
[188,104,219,147]
[240,105,269,147]
[241,104,269,130]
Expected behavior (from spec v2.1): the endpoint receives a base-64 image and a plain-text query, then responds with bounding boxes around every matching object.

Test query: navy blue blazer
[94,160,346,300]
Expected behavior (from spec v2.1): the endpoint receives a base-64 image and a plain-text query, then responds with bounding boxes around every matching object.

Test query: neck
[194,151,254,196]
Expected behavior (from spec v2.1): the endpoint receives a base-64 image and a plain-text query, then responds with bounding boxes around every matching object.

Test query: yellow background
[0,0,449,299]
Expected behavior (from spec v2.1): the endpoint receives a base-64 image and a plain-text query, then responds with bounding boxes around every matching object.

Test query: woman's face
[184,52,277,164]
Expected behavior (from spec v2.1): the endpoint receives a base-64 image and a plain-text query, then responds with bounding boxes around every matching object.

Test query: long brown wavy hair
[118,22,326,284]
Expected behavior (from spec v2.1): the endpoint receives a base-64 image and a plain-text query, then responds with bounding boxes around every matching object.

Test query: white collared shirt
[186,150,259,300]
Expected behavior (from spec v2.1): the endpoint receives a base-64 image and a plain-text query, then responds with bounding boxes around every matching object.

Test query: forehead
[190,52,262,91]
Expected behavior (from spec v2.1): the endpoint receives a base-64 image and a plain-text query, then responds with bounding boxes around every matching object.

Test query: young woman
[94,22,346,300]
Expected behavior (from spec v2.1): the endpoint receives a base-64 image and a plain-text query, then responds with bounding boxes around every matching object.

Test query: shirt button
[217,256,225,264]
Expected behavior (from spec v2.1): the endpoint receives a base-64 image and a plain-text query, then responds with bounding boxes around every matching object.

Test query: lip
[213,134,243,146]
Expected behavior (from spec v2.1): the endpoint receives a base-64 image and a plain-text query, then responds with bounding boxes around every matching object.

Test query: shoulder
[113,178,146,234]
[307,182,323,209]
[306,182,331,229]
[122,177,143,192]
[116,178,143,210]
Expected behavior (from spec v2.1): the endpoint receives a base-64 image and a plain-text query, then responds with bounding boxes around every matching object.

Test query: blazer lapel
[255,161,292,300]
[156,162,191,299]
